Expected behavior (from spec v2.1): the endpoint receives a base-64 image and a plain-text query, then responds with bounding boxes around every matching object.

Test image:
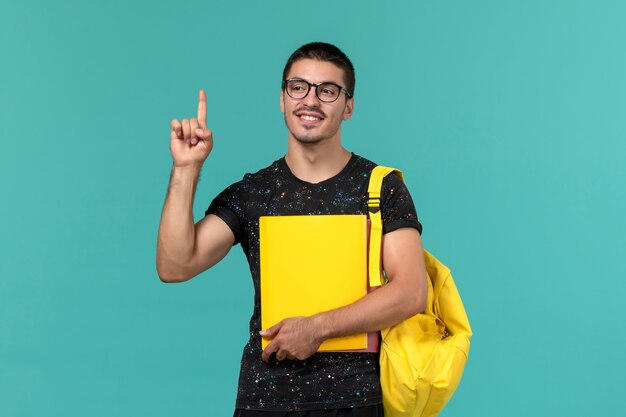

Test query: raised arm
[156,90,235,283]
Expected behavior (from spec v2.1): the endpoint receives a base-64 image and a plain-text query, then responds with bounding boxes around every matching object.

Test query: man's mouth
[300,114,322,121]
[294,109,325,123]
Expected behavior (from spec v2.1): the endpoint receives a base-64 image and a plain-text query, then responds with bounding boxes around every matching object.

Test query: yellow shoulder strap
[367,166,404,287]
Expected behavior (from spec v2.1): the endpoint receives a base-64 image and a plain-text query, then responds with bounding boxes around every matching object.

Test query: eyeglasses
[282,78,352,103]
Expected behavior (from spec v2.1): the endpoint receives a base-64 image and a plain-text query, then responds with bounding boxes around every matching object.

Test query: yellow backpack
[368,166,472,417]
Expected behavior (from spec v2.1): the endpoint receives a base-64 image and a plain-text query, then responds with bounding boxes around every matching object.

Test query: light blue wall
[1,1,625,416]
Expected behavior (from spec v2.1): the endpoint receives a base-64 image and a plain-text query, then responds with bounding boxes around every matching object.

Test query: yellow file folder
[260,214,370,351]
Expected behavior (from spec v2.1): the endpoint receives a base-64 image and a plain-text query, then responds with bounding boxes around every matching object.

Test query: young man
[157,42,428,416]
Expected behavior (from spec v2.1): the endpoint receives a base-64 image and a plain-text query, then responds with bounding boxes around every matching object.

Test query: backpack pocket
[416,333,470,417]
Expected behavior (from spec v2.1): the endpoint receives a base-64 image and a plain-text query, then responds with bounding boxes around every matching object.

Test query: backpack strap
[367,166,404,287]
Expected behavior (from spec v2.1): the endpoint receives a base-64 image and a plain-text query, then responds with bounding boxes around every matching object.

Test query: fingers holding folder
[260,316,325,362]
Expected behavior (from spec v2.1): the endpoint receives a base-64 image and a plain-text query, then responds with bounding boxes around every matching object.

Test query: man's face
[280,59,354,145]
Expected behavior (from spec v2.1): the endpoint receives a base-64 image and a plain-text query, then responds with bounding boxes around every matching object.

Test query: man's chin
[294,134,324,145]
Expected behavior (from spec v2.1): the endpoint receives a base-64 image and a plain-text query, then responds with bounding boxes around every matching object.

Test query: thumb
[260,321,282,337]
[195,128,212,140]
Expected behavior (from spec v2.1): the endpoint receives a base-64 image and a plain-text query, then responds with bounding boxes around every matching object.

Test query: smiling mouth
[300,114,322,122]
[295,110,325,124]
[294,106,325,122]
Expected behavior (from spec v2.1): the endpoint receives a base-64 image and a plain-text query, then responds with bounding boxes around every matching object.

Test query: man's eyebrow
[289,77,341,85]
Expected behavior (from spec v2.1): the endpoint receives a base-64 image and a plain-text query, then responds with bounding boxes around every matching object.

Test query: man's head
[282,42,355,98]
[280,42,355,145]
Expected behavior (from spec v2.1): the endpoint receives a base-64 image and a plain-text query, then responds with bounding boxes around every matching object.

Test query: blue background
[1,1,625,416]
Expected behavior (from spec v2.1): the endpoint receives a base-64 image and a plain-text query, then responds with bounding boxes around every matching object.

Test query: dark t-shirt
[206,153,421,411]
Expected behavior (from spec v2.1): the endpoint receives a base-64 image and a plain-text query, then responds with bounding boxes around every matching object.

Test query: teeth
[301,115,320,121]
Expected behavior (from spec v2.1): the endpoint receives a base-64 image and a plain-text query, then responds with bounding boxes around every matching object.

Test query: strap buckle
[368,194,381,213]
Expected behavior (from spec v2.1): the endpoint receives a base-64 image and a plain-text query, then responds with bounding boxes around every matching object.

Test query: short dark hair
[282,42,355,97]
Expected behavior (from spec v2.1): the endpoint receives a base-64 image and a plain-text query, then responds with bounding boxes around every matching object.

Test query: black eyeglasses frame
[282,78,353,103]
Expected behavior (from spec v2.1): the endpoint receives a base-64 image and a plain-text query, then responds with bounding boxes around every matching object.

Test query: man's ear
[280,90,285,114]
[343,97,354,121]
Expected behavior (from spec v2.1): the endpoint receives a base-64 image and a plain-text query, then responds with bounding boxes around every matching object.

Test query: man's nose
[301,86,321,106]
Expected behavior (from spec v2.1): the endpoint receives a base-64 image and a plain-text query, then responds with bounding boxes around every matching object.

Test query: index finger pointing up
[197,89,207,128]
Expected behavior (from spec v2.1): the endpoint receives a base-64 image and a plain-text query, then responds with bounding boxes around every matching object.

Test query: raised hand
[170,90,213,168]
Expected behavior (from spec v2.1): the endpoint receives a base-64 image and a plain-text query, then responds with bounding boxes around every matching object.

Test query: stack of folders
[260,214,379,352]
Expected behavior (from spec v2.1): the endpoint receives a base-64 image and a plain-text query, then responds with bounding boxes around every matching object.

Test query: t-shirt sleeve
[380,172,422,235]
[204,178,249,245]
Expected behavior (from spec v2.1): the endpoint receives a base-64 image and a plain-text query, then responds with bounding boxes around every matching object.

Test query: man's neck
[284,138,352,184]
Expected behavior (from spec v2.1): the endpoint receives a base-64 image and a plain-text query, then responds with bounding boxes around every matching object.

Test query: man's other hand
[260,316,325,362]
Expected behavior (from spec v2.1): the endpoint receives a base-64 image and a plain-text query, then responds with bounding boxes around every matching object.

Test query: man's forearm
[157,165,202,279]
[315,228,428,341]
[260,265,426,362]
[314,275,426,340]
